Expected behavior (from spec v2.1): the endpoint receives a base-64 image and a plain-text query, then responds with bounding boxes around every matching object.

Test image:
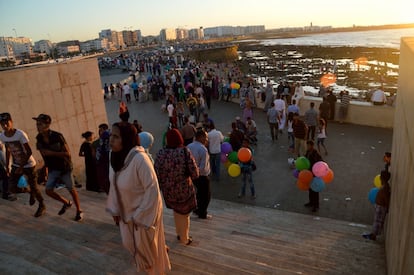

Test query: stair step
[0,189,386,274]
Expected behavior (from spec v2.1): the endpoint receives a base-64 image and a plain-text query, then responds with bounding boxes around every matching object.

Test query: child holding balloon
[363,170,391,241]
[237,139,256,199]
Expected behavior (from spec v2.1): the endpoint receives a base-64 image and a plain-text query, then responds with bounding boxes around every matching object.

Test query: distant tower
[310,22,313,27]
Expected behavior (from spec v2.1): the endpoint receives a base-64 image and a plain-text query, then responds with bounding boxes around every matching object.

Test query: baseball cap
[0,112,12,122]
[32,114,52,124]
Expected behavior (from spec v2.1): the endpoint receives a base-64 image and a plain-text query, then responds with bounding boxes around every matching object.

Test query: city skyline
[1,0,413,43]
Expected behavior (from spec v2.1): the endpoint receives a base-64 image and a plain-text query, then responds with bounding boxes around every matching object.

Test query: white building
[34,40,53,55]
[79,38,108,53]
[0,37,15,58]
[204,25,265,37]
[0,36,32,58]
[57,45,80,56]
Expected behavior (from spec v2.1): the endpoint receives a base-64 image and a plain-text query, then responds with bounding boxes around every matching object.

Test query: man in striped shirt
[339,90,351,123]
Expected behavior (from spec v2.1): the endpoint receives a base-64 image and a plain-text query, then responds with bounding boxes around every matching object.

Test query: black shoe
[312,207,319,212]
[3,195,17,201]
[74,211,83,222]
[304,202,312,207]
[34,205,46,217]
[362,233,376,240]
[29,195,35,206]
[58,200,73,215]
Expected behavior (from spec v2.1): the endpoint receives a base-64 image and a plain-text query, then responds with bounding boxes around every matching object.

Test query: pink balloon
[312,161,330,177]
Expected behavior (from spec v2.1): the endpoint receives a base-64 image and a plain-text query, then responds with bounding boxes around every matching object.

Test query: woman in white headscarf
[106,122,170,275]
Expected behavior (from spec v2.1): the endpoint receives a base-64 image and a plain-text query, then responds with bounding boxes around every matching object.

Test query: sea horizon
[245,28,414,49]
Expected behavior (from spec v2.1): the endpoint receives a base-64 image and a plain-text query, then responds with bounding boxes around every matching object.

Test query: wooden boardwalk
[0,188,386,275]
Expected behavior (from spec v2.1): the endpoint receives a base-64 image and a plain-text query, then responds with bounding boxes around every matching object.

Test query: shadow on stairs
[0,188,386,275]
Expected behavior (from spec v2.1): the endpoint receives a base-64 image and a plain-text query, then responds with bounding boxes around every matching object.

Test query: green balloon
[228,151,239,163]
[295,157,311,171]
[223,136,230,143]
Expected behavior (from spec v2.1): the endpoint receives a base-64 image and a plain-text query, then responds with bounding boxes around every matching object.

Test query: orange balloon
[297,179,310,191]
[298,170,313,185]
[322,169,334,184]
[320,73,337,88]
[237,148,252,163]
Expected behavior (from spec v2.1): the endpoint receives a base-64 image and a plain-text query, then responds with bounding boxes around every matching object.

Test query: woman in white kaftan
[292,82,305,106]
[106,122,170,275]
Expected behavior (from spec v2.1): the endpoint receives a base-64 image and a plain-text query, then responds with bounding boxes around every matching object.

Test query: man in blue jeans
[33,114,84,221]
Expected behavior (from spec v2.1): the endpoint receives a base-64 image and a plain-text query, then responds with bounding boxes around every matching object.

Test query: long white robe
[106,146,170,274]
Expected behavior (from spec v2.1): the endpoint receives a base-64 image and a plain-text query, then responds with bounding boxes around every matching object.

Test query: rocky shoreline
[235,43,399,98]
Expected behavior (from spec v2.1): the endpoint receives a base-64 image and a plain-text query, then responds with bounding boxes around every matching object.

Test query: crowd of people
[0,53,395,273]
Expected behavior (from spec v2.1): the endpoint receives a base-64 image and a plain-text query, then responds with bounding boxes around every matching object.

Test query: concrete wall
[0,58,107,181]
[297,97,395,128]
[386,37,414,275]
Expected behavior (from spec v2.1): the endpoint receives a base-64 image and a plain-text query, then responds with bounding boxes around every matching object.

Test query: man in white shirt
[122,82,131,103]
[371,87,387,105]
[207,122,224,181]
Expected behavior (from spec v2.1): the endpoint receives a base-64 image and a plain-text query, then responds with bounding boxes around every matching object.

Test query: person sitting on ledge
[371,86,387,105]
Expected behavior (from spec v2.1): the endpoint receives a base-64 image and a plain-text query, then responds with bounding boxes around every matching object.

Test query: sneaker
[58,200,73,215]
[56,183,65,190]
[237,193,244,198]
[251,195,256,200]
[75,211,84,222]
[34,205,46,217]
[199,214,213,220]
[304,202,312,208]
[29,195,35,206]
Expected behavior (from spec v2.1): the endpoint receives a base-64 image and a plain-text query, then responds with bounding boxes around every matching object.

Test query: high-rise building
[122,30,135,47]
[159,28,177,42]
[188,27,204,40]
[176,28,189,40]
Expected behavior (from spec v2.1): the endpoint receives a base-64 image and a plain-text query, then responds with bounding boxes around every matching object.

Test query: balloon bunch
[230,82,240,96]
[368,174,382,204]
[221,141,253,177]
[292,157,334,192]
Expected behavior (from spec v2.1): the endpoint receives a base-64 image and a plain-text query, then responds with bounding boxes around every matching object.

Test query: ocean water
[260,28,414,49]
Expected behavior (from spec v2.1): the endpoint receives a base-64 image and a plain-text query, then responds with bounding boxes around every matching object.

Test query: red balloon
[297,179,310,191]
[237,148,252,163]
[298,170,313,185]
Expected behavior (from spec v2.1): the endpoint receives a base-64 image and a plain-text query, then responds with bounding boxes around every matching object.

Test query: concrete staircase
[0,188,386,275]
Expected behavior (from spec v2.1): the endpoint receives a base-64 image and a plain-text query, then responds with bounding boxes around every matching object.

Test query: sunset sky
[1,0,412,42]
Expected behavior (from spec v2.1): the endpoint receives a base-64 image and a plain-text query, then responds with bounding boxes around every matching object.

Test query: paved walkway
[101,72,393,225]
